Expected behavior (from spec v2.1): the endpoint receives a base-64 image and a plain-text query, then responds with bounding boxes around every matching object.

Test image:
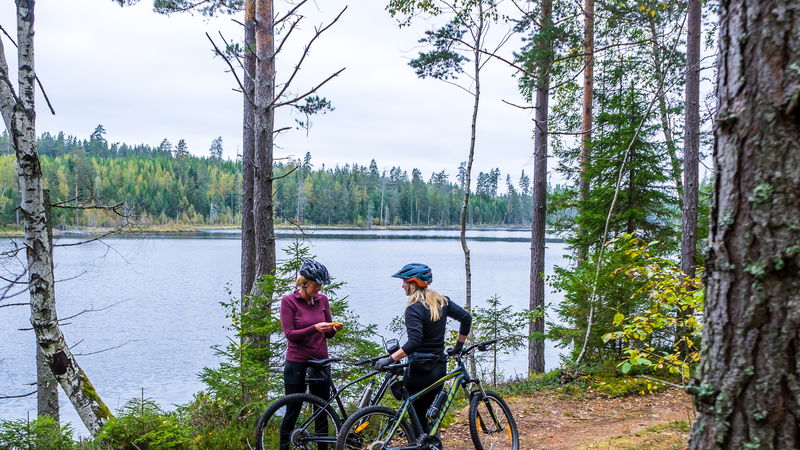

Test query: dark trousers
[281,361,332,450]
[405,359,447,433]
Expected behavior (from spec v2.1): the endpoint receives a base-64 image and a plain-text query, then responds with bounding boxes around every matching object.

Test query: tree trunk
[681,0,701,275]
[253,0,276,286]
[528,0,552,375]
[678,0,701,355]
[241,0,256,300]
[0,0,111,433]
[460,4,484,375]
[689,0,800,446]
[38,189,59,420]
[577,0,593,263]
[648,18,684,205]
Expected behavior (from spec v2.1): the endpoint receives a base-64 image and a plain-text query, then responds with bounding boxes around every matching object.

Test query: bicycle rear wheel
[256,393,341,450]
[468,390,519,450]
[336,405,415,450]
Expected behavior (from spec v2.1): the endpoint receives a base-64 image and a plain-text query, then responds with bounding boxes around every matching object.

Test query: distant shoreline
[1,224,564,242]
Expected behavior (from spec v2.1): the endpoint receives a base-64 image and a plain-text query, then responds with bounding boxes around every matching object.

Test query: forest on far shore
[0,127,574,229]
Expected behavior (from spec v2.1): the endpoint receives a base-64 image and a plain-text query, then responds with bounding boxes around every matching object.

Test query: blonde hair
[407,285,449,321]
[295,275,311,288]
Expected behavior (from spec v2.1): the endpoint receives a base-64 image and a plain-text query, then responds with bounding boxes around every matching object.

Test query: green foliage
[602,238,704,382]
[470,294,533,385]
[550,235,657,363]
[96,398,192,449]
[409,23,468,80]
[586,376,667,398]
[0,416,75,450]
[199,240,381,417]
[0,130,543,227]
[495,370,562,396]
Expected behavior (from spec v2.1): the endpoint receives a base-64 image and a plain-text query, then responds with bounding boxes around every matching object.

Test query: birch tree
[689,0,799,446]
[0,0,111,434]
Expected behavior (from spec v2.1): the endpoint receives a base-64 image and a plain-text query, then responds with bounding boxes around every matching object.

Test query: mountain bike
[256,341,404,450]
[335,339,519,450]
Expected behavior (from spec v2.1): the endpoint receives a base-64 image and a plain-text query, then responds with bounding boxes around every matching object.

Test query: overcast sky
[1,0,543,184]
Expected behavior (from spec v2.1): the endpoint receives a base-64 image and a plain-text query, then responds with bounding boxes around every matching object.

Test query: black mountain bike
[335,339,519,450]
[256,341,404,450]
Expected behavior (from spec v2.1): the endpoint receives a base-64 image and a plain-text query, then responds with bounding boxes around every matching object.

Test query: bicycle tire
[256,392,342,450]
[468,390,519,450]
[336,405,415,450]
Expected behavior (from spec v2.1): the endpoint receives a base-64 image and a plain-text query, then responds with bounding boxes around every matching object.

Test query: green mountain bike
[335,339,519,450]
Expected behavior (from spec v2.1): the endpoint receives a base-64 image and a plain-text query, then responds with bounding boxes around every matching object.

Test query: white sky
[1,0,541,184]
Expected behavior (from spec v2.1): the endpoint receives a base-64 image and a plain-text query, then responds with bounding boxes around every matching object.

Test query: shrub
[0,416,75,450]
[96,398,192,449]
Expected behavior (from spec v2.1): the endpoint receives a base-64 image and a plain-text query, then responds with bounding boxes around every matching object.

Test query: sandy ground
[439,388,694,449]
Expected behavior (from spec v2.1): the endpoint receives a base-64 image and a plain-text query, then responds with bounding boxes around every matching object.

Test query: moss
[748,183,774,204]
[80,373,114,421]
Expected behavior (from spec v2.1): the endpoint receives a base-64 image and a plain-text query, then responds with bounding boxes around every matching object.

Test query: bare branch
[275,16,302,58]
[74,339,139,357]
[274,0,310,26]
[53,225,130,248]
[274,67,346,108]
[271,6,347,107]
[55,270,88,283]
[273,126,292,135]
[270,164,299,182]
[0,390,36,399]
[501,99,534,110]
[0,25,55,115]
[206,32,254,107]
[0,302,29,309]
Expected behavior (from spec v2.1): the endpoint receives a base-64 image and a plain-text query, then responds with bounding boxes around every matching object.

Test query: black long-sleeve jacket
[400,297,472,356]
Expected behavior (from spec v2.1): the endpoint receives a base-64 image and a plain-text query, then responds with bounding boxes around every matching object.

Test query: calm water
[0,229,569,436]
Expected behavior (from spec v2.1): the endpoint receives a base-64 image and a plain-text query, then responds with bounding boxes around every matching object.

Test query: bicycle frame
[376,357,486,449]
[291,368,396,445]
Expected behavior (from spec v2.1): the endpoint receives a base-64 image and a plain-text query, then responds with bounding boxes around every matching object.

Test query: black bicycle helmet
[300,259,331,285]
[391,263,432,287]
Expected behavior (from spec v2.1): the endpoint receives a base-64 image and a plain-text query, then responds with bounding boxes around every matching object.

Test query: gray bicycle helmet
[300,259,331,285]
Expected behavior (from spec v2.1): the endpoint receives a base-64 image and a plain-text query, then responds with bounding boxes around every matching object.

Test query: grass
[577,420,690,449]
[496,370,670,400]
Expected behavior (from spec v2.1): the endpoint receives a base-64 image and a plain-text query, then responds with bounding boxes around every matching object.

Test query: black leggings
[404,359,447,433]
[281,361,332,450]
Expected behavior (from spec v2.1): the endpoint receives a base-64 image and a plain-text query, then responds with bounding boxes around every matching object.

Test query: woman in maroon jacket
[278,259,342,449]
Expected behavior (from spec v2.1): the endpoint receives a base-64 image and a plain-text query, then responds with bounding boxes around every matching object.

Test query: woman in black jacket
[374,263,472,431]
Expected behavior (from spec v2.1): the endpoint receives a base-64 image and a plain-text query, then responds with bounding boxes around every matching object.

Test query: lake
[0,228,570,436]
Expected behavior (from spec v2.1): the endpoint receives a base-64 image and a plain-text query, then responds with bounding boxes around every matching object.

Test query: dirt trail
[440,388,694,449]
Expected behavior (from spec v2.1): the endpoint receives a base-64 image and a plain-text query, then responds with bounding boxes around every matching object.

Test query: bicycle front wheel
[468,390,519,450]
[256,392,341,450]
[336,405,415,450]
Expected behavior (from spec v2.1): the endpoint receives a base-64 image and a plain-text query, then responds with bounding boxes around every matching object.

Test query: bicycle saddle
[306,357,341,367]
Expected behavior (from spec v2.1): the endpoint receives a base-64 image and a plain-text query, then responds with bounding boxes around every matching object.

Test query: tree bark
[38,189,59,420]
[241,0,256,300]
[681,0,701,278]
[253,0,276,286]
[0,0,112,434]
[528,0,552,375]
[689,0,800,447]
[577,0,593,263]
[678,0,701,356]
